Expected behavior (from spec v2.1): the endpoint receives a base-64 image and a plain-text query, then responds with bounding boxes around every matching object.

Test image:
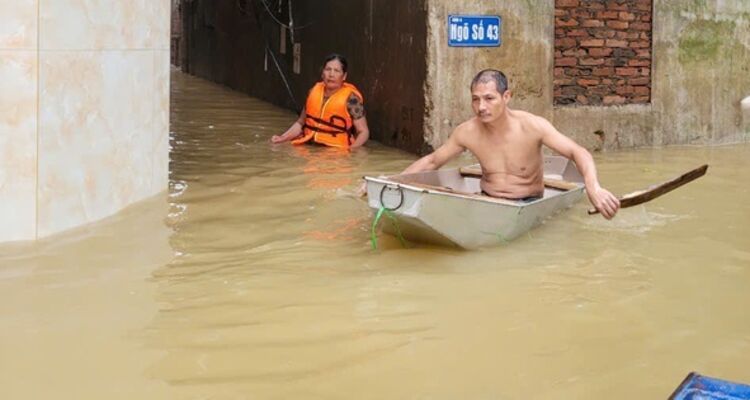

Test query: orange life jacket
[291,82,363,149]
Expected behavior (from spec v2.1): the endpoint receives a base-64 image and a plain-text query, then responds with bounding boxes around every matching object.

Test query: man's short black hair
[323,53,348,73]
[471,69,508,93]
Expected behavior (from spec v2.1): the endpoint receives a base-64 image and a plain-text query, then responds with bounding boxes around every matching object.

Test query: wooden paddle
[458,166,580,191]
[587,164,709,215]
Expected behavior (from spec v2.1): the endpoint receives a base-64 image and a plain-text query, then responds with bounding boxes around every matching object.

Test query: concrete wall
[425,0,750,151]
[181,0,429,153]
[0,1,170,242]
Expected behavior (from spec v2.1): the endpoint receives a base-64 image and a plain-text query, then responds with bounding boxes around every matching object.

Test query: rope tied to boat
[370,184,407,250]
[370,206,407,250]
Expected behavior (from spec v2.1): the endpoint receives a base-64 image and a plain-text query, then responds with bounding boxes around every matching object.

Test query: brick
[555,50,563,57]
[623,32,640,40]
[567,29,588,37]
[602,78,614,85]
[606,39,628,48]
[607,0,628,11]
[581,38,605,47]
[616,85,634,95]
[571,9,593,19]
[634,86,650,95]
[556,0,579,7]
[597,11,619,19]
[587,2,605,9]
[593,67,615,76]
[616,67,638,76]
[641,14,652,22]
[581,57,605,66]
[630,40,650,48]
[578,78,600,86]
[556,17,579,27]
[555,37,577,48]
[613,57,629,67]
[628,59,651,67]
[636,3,652,11]
[591,86,611,96]
[563,48,587,57]
[589,47,613,57]
[603,95,626,105]
[557,57,578,67]
[629,77,650,85]
[607,20,629,29]
[640,67,651,76]
[619,11,637,21]
[636,50,652,57]
[632,96,650,103]
[554,67,565,77]
[562,86,586,96]
[631,22,652,30]
[554,78,575,85]
[594,30,616,39]
[613,48,636,58]
[555,9,567,17]
[581,19,604,28]
[576,95,590,105]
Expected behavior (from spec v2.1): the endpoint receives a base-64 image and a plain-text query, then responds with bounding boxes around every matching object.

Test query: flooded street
[2,71,749,399]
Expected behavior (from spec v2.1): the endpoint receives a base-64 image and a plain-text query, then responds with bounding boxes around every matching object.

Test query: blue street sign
[448,15,502,47]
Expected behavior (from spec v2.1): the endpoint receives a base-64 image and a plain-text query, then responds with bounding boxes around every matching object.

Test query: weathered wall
[425,1,554,150]
[652,1,750,145]
[181,0,428,153]
[426,0,750,152]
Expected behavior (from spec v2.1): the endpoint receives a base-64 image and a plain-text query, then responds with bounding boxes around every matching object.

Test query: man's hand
[586,185,620,219]
[270,134,286,144]
[356,181,367,197]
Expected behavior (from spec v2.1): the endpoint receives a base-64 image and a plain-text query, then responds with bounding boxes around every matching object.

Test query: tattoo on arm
[347,94,365,120]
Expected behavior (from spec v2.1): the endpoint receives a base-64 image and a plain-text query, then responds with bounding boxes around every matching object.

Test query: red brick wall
[554,0,652,106]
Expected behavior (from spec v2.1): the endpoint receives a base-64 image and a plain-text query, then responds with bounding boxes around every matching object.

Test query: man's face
[471,81,510,123]
[321,60,347,92]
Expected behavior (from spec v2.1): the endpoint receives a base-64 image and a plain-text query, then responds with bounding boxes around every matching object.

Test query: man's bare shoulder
[452,118,482,138]
[512,109,553,133]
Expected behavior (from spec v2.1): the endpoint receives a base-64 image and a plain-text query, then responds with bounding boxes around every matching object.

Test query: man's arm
[537,117,620,219]
[402,129,466,174]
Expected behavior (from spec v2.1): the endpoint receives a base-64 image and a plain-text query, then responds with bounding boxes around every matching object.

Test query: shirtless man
[401,69,620,219]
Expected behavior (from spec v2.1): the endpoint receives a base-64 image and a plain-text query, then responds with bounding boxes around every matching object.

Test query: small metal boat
[364,156,586,249]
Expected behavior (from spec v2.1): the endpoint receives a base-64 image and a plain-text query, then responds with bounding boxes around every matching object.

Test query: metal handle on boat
[379,184,404,211]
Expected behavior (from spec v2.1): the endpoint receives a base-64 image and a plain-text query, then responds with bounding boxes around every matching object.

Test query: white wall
[0,0,170,242]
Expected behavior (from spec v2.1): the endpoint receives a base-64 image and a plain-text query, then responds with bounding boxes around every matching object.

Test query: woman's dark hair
[322,53,348,73]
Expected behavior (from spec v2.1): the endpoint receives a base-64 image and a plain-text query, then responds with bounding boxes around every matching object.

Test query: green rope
[370,206,408,250]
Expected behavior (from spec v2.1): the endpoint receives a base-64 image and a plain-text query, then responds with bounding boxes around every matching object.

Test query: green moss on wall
[678,20,735,63]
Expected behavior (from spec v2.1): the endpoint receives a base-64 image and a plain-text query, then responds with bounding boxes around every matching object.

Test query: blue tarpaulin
[670,372,750,400]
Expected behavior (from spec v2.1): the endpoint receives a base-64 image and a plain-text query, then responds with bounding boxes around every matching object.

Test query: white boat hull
[365,156,585,249]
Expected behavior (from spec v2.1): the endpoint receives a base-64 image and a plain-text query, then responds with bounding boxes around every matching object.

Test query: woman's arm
[271,110,306,143]
[350,116,370,148]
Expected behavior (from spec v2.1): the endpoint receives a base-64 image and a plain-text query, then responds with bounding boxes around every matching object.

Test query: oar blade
[588,164,709,215]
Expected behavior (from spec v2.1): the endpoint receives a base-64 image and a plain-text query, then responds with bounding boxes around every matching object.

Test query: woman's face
[321,59,347,91]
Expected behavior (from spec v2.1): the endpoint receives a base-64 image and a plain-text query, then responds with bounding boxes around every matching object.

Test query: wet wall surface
[181,0,429,153]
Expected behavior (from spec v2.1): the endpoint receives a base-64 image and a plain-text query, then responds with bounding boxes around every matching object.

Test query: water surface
[1,71,749,399]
